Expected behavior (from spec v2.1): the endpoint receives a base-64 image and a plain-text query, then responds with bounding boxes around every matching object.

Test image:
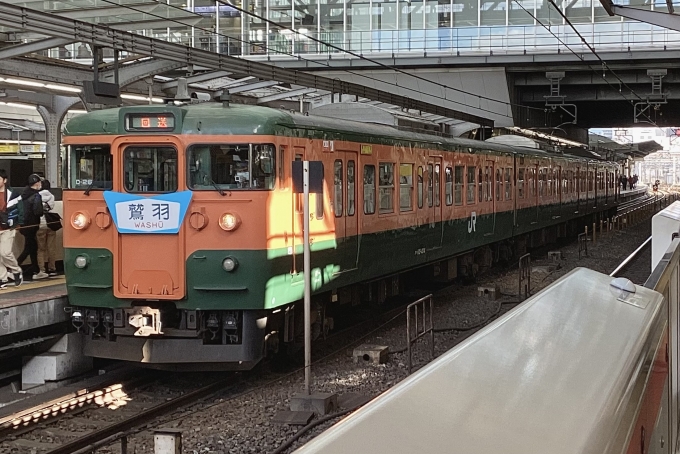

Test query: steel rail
[609,236,652,277]
[0,2,493,127]
[44,376,238,454]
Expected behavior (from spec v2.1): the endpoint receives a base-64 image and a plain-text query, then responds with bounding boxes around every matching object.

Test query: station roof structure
[0,0,493,136]
[589,133,663,160]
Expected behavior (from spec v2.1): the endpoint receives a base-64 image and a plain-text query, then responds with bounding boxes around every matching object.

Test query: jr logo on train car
[103,191,193,234]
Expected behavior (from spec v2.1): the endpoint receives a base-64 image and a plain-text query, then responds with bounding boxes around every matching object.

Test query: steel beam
[161,70,232,89]
[598,1,680,30]
[52,3,163,20]
[257,88,316,103]
[0,2,492,127]
[0,37,73,60]
[227,80,280,94]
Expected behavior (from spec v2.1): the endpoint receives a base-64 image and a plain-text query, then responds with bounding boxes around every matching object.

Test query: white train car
[295,267,675,454]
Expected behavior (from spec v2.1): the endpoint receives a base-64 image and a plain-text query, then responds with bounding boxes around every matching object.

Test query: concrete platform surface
[0,277,68,338]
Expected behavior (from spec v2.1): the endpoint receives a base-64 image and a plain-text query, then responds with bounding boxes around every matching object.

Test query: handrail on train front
[644,237,680,454]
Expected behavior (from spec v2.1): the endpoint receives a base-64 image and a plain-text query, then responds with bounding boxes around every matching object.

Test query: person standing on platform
[0,169,23,288]
[621,175,628,191]
[16,174,43,280]
[35,178,58,279]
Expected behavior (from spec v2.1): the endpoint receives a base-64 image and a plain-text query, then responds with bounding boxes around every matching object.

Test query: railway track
[0,373,237,454]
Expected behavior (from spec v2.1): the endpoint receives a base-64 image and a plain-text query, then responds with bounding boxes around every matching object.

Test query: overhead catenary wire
[216,0,545,114]
[96,0,540,120]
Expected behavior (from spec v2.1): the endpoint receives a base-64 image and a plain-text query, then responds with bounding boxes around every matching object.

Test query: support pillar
[36,95,80,187]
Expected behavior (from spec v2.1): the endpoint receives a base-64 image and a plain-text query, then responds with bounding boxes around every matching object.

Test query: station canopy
[0,0,492,139]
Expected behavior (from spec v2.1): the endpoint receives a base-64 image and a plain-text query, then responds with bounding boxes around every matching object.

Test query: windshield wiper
[209,177,226,196]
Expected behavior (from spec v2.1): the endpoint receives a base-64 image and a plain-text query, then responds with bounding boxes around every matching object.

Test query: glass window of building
[374,0,399,29]
[453,0,479,27]
[509,0,535,25]
[565,0,592,23]
[125,146,177,193]
[536,0,562,25]
[481,0,507,26]
[399,163,414,212]
[320,0,345,49]
[425,0,451,28]
[400,0,425,29]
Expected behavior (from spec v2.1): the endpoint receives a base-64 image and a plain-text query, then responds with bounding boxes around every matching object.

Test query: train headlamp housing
[222,257,238,272]
[71,211,91,230]
[74,255,89,269]
[219,212,240,231]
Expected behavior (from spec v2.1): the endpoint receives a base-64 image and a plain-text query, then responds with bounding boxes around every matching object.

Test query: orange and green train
[62,103,619,369]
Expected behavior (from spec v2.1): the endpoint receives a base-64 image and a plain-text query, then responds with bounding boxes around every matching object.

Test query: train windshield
[187,144,276,190]
[68,145,112,190]
[123,146,178,193]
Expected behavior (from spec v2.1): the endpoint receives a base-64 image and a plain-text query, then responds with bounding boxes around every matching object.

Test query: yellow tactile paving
[1,275,66,294]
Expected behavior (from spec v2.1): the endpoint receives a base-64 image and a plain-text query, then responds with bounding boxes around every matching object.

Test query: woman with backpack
[35,178,59,279]
[16,174,43,279]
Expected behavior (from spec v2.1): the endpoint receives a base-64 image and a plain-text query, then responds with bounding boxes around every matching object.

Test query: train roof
[294,268,665,454]
[64,103,607,163]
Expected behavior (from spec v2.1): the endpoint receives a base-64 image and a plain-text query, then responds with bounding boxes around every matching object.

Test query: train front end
[63,105,287,369]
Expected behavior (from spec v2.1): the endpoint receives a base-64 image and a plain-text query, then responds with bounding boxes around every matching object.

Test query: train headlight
[219,212,240,231]
[74,255,89,269]
[71,211,90,230]
[222,257,238,272]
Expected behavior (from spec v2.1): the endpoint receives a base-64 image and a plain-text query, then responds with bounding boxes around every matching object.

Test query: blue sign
[103,191,193,234]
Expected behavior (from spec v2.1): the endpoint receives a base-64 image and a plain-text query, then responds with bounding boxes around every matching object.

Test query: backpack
[0,189,19,229]
[19,192,43,227]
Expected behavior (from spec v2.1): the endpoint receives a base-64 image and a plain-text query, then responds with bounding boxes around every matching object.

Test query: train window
[334,160,343,217]
[347,161,355,216]
[547,169,552,196]
[278,146,285,187]
[453,166,463,206]
[187,143,275,191]
[505,168,511,200]
[446,167,454,206]
[364,165,376,215]
[399,163,413,212]
[316,188,324,219]
[485,166,492,202]
[68,145,112,190]
[495,168,501,201]
[518,168,524,199]
[124,146,177,193]
[434,164,440,207]
[427,163,434,208]
[478,168,483,203]
[417,167,423,208]
[467,166,475,204]
[379,162,395,214]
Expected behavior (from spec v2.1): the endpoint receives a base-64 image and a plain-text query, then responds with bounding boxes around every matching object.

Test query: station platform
[0,277,68,340]
[620,184,648,201]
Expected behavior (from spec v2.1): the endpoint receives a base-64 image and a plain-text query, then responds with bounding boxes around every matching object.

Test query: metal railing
[406,294,435,374]
[518,253,531,302]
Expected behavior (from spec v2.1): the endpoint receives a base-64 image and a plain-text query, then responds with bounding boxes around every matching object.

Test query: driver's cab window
[188,143,276,190]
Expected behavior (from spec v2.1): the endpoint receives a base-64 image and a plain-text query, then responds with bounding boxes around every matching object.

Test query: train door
[112,140,184,300]
[576,166,581,214]
[335,152,358,269]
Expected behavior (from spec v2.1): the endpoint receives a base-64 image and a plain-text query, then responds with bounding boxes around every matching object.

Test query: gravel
[2,217,654,454]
